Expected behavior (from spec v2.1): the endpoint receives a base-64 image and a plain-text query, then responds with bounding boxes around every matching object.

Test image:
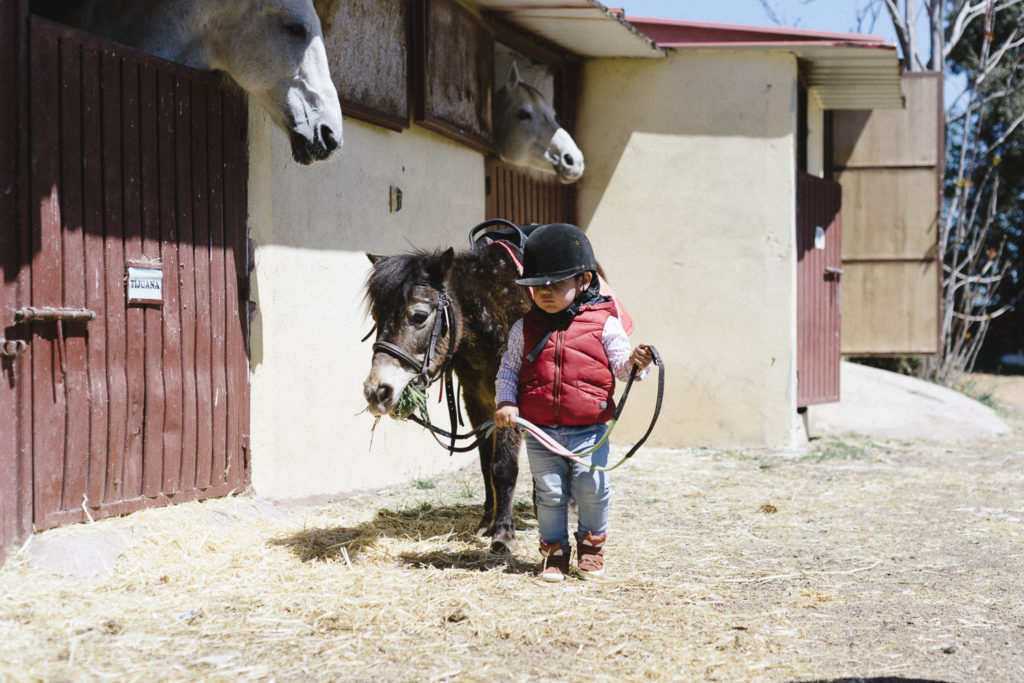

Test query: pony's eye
[284,22,309,40]
[411,311,429,325]
[516,108,532,120]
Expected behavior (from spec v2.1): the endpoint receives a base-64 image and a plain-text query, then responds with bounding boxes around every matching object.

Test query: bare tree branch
[945,0,1024,58]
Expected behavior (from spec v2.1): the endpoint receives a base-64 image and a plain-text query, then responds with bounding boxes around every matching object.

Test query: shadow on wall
[575,52,798,229]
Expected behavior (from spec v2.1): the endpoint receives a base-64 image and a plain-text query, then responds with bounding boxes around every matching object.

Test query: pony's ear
[426,247,455,284]
[367,253,385,264]
[505,61,520,91]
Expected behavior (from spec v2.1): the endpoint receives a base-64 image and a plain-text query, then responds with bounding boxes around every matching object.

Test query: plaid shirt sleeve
[604,315,648,382]
[495,319,524,405]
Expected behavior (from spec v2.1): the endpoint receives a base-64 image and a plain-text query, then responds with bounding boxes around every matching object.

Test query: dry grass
[3,390,1024,681]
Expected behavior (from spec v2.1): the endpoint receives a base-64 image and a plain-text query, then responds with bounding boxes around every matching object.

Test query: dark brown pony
[362,244,531,552]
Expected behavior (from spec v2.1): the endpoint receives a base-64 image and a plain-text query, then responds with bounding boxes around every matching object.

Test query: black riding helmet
[515,223,598,287]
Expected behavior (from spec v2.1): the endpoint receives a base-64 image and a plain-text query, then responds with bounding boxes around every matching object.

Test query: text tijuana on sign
[126,266,163,305]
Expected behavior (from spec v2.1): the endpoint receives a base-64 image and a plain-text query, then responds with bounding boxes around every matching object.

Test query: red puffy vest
[518,301,617,426]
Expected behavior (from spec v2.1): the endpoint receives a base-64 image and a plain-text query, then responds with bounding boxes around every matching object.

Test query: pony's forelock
[364,251,433,321]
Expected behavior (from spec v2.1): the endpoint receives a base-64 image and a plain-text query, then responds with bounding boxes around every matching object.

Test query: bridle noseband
[370,283,456,389]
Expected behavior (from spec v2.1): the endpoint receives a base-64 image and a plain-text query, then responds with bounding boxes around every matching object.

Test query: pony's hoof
[490,529,517,553]
[490,537,517,554]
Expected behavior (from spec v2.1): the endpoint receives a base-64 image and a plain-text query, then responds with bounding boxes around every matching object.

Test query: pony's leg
[487,425,522,553]
[463,397,520,552]
[474,431,497,538]
[457,395,498,538]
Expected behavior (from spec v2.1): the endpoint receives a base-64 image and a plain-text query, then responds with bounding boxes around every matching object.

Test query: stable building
[1,0,939,560]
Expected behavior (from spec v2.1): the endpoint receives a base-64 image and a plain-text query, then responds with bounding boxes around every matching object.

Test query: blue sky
[617,1,968,104]
[618,1,901,42]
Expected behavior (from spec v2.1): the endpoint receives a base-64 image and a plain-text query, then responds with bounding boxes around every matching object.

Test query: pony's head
[362,249,457,417]
[493,63,584,184]
[209,0,343,164]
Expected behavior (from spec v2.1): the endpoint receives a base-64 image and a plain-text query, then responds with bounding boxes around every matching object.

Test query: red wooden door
[797,172,843,407]
[4,17,250,534]
[0,0,31,564]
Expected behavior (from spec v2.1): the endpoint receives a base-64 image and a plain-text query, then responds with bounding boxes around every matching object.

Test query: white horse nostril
[321,124,340,152]
[563,153,575,167]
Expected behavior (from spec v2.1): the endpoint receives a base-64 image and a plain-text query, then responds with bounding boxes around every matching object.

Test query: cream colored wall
[247,107,485,501]
[807,89,826,178]
[576,51,803,447]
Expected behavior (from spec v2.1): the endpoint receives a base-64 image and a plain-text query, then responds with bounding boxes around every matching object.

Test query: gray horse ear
[505,61,520,91]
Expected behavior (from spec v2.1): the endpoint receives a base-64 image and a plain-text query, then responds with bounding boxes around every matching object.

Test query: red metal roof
[622,14,904,109]
[624,15,891,48]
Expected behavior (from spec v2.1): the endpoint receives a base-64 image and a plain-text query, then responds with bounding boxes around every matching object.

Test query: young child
[494,223,653,582]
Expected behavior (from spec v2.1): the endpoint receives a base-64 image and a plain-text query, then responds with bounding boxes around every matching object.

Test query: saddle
[467,219,634,335]
[468,218,543,257]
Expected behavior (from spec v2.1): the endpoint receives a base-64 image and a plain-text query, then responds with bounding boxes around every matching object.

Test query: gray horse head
[493,63,584,184]
[77,0,343,164]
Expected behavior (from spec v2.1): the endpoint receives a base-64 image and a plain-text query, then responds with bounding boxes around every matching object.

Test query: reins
[364,221,665,468]
[405,345,665,471]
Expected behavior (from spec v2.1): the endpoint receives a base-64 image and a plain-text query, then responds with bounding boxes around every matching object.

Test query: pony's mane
[364,251,435,321]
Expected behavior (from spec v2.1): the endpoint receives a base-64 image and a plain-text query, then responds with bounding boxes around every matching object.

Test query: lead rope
[408,346,664,471]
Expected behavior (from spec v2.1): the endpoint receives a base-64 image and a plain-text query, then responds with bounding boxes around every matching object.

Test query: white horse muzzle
[545,128,585,184]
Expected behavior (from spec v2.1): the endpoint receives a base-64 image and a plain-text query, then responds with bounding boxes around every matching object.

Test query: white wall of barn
[575,50,805,448]
[246,110,485,501]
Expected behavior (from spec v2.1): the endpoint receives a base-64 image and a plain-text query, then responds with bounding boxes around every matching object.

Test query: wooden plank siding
[16,17,250,532]
[832,72,942,356]
[485,158,576,226]
[0,0,32,566]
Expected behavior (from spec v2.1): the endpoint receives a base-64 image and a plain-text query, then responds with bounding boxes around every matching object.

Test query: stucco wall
[247,108,486,501]
[576,51,803,447]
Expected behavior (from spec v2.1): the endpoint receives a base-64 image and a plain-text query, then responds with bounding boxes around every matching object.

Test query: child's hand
[631,344,654,370]
[494,403,519,428]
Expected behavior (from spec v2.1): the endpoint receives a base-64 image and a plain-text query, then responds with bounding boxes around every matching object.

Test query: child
[494,223,653,582]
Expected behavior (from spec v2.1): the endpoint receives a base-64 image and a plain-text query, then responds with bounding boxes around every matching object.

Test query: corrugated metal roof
[469,5,903,110]
[627,16,904,109]
[475,0,664,58]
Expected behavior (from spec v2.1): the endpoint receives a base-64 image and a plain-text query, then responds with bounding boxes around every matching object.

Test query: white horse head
[78,0,343,164]
[493,63,584,184]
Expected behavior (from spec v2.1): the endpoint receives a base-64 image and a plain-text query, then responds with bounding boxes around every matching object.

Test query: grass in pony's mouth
[368,383,429,451]
[392,382,428,420]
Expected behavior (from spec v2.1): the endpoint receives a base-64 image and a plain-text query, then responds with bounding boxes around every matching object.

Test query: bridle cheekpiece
[370,283,456,389]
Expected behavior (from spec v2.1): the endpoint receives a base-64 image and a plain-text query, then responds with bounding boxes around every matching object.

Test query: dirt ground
[1,373,1023,682]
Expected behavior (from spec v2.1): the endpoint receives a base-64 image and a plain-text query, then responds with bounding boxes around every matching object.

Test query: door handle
[14,306,96,323]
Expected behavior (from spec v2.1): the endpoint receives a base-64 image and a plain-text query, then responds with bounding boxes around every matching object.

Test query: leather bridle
[370,283,456,390]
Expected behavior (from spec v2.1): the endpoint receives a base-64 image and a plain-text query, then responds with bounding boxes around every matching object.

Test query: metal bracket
[0,339,28,357]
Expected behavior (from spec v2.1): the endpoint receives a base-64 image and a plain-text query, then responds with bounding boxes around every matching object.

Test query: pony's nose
[364,382,393,408]
[563,152,576,167]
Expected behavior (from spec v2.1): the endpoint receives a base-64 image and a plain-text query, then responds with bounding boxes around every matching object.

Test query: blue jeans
[525,423,610,550]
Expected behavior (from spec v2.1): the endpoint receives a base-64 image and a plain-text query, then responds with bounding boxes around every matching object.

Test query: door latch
[12,306,96,375]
